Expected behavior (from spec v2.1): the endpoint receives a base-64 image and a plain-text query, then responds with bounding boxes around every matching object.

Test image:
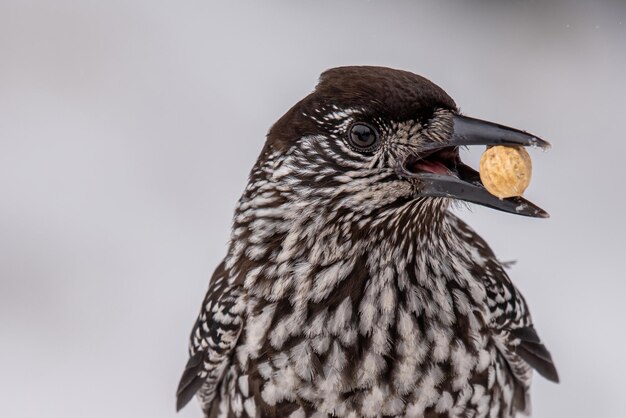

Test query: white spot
[237,375,249,397]
[362,386,385,417]
[243,398,256,417]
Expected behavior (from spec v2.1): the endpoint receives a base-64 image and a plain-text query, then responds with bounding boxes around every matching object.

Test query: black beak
[404,114,550,218]
[434,114,551,151]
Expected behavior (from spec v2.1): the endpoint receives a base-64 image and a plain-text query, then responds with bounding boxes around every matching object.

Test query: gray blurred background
[1,1,624,417]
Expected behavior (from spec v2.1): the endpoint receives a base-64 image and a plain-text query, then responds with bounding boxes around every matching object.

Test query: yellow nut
[479,146,532,199]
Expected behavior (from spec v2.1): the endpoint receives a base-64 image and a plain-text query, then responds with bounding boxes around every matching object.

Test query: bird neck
[225,207,490,369]
[226,192,476,305]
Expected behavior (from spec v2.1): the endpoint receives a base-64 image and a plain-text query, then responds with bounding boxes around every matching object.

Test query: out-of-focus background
[1,1,624,417]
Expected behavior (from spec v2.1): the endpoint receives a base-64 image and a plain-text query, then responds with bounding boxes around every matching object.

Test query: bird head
[240,66,548,252]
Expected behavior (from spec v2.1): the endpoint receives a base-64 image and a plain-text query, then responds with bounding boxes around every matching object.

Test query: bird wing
[176,261,245,412]
[451,215,558,388]
[483,259,559,385]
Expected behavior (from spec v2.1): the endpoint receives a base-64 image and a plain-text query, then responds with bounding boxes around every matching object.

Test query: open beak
[403,114,550,218]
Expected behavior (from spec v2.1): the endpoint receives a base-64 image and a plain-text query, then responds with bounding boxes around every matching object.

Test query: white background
[1,1,625,417]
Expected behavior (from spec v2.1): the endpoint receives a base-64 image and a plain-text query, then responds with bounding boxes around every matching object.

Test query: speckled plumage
[177,66,558,418]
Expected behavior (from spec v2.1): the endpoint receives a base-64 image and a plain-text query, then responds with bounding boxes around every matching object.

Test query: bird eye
[348,123,379,151]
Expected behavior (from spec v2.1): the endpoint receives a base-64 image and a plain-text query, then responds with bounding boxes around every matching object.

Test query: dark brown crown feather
[265,66,457,155]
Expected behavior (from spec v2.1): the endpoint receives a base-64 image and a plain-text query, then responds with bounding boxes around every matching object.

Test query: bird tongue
[411,160,453,176]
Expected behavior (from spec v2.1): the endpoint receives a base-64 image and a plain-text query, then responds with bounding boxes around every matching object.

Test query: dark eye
[348,123,379,151]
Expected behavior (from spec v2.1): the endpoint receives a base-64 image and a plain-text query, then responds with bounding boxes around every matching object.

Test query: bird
[176,66,558,418]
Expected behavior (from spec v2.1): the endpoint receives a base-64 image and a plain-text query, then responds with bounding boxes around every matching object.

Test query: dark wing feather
[512,327,559,383]
[176,352,206,411]
[176,262,245,412]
